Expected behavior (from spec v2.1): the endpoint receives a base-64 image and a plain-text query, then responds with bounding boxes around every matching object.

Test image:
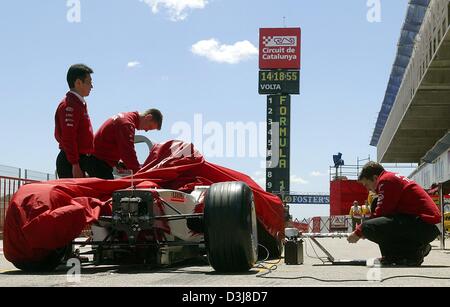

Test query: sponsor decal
[170,191,185,202]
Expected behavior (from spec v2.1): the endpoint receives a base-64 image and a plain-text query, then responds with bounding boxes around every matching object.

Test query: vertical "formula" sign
[259,27,300,198]
[266,95,291,194]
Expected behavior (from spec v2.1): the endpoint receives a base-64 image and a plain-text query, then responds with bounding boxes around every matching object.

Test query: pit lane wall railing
[290,216,354,233]
[329,165,361,181]
[377,0,450,160]
[0,164,56,181]
[0,165,56,233]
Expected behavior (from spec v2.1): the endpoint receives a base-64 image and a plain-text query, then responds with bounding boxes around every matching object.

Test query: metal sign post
[259,27,301,197]
[439,183,446,250]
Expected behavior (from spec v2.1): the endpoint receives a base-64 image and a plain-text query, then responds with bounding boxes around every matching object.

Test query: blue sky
[0,0,412,218]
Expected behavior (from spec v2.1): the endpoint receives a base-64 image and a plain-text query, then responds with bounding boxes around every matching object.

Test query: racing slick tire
[204,181,258,272]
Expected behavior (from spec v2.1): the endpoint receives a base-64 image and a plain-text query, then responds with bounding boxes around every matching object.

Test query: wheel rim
[249,199,258,261]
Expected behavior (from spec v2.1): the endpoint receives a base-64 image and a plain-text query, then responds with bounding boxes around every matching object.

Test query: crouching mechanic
[90,109,163,179]
[347,162,441,266]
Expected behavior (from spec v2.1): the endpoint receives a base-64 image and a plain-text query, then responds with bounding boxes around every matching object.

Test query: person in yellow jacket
[349,201,362,231]
[367,191,378,213]
[362,200,372,222]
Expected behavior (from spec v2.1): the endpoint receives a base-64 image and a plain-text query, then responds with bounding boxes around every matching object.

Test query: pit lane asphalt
[1,238,450,287]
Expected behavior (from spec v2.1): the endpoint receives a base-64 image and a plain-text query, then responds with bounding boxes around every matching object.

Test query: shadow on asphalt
[1,257,258,276]
[2,265,121,276]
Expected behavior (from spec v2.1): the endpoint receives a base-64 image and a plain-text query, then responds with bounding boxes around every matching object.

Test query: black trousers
[90,155,114,179]
[352,218,361,231]
[56,151,114,180]
[361,214,440,259]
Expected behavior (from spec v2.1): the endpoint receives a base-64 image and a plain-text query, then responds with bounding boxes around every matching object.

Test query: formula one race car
[4,140,285,273]
[77,181,258,272]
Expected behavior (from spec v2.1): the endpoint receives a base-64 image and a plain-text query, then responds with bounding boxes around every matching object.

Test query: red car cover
[4,140,284,264]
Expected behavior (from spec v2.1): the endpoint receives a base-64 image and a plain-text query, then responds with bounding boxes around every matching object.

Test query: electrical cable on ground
[255,240,450,283]
[257,274,450,283]
[254,244,282,277]
[304,238,329,264]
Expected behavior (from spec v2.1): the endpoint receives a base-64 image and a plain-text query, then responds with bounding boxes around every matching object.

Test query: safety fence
[329,165,360,181]
[0,164,56,181]
[289,216,354,234]
[293,214,449,238]
[309,216,353,233]
[329,163,418,182]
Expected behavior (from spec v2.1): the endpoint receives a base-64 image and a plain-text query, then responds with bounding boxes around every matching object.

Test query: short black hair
[142,108,163,130]
[358,161,385,181]
[67,64,93,88]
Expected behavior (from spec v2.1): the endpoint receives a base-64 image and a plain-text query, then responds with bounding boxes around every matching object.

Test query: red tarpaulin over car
[4,140,284,263]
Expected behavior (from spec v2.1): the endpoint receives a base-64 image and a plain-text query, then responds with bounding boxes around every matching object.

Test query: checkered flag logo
[262,35,297,47]
[263,36,273,46]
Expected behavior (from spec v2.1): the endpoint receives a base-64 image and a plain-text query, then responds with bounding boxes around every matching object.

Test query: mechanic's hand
[347,232,361,244]
[72,164,85,178]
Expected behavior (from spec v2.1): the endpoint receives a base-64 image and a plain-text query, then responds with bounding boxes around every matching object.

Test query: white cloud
[127,61,141,68]
[140,0,208,21]
[310,171,324,177]
[191,39,258,64]
[291,175,309,185]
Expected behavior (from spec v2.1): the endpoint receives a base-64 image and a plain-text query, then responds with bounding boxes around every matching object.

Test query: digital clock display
[259,70,300,95]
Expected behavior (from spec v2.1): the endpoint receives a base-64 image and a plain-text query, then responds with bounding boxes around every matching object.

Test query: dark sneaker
[377,256,399,266]
[402,246,431,267]
[422,244,432,258]
[404,257,424,267]
[379,257,422,267]
[403,244,432,267]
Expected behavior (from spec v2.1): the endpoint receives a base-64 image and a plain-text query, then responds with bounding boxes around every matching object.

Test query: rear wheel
[204,181,258,272]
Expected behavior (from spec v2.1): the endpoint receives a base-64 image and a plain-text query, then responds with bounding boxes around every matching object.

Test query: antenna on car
[130,170,135,195]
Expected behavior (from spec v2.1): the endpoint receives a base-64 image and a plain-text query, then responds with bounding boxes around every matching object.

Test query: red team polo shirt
[355,171,441,237]
[54,91,94,165]
[93,112,141,173]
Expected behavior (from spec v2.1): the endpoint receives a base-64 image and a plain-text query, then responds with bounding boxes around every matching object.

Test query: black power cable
[257,274,450,283]
[256,240,450,283]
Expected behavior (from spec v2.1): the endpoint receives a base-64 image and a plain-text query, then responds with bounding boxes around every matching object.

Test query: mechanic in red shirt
[348,162,441,266]
[91,109,163,179]
[54,64,95,178]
